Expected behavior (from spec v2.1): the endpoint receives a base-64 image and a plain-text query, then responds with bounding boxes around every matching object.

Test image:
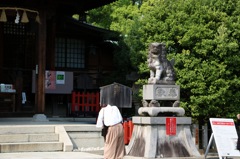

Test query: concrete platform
[0,117,104,152]
[0,117,97,125]
[0,151,104,159]
[0,151,228,159]
[0,117,229,159]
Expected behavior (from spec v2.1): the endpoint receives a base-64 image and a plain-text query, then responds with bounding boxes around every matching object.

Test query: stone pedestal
[32,114,49,122]
[143,85,180,101]
[138,107,185,116]
[142,84,181,109]
[126,116,201,158]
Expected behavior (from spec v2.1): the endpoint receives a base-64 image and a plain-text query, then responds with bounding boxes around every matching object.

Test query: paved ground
[0,117,238,159]
[0,151,103,159]
[0,151,230,159]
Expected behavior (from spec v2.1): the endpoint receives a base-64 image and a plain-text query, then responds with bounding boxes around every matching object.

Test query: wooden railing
[71,91,100,117]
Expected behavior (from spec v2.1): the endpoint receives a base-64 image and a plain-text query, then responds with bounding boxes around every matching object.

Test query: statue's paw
[142,100,149,107]
[173,101,180,107]
[148,78,155,84]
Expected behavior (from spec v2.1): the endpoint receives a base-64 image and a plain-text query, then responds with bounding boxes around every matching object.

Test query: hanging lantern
[0,9,7,22]
[21,10,29,23]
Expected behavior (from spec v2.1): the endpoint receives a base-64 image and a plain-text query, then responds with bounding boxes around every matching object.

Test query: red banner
[166,117,177,135]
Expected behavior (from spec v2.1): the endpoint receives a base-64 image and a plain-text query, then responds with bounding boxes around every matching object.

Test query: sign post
[206,118,240,159]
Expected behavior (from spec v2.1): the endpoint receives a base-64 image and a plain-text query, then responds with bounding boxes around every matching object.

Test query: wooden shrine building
[0,0,118,117]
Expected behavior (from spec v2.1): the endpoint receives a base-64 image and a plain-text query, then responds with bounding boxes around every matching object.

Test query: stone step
[0,142,63,153]
[0,125,73,152]
[0,125,55,134]
[64,125,104,149]
[68,131,103,148]
[0,133,59,143]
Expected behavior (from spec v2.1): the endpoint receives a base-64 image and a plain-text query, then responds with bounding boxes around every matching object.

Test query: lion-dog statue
[147,42,176,84]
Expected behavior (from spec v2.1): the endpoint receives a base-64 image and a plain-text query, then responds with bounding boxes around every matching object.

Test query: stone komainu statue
[147,42,176,84]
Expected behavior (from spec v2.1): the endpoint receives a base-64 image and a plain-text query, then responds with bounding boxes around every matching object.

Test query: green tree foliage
[88,0,240,123]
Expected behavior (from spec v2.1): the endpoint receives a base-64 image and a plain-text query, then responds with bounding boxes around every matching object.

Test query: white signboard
[210,118,240,158]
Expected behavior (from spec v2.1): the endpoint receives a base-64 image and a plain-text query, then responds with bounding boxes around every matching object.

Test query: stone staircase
[0,125,73,153]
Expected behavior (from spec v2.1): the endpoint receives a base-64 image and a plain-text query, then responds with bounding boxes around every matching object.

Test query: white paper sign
[210,118,240,157]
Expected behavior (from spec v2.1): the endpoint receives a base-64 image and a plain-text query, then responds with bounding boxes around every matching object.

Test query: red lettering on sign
[212,121,234,126]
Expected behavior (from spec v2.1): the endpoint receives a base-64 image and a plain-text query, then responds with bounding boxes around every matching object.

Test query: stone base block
[138,107,185,117]
[126,116,200,158]
[32,114,49,122]
[143,84,180,101]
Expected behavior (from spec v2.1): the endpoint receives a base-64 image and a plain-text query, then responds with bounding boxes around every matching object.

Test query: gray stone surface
[0,118,104,153]
[128,42,198,158]
[0,142,63,152]
[32,114,49,122]
[0,117,229,159]
[55,125,73,151]
[138,107,185,117]
[65,125,104,150]
[0,125,55,134]
[147,42,176,84]
[0,133,59,143]
[0,151,104,159]
[132,116,191,125]
[0,151,228,159]
[143,84,180,101]
[126,117,200,158]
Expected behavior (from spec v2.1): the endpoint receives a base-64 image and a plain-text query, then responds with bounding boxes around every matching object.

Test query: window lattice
[3,22,36,69]
[55,38,85,68]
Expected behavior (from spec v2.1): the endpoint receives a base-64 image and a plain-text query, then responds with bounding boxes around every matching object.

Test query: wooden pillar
[36,9,47,113]
[0,23,3,81]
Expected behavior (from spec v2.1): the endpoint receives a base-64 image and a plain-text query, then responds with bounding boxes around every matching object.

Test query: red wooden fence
[71,91,100,117]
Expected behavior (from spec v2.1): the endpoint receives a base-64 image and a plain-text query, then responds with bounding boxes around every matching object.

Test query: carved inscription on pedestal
[143,85,180,100]
[155,87,178,99]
